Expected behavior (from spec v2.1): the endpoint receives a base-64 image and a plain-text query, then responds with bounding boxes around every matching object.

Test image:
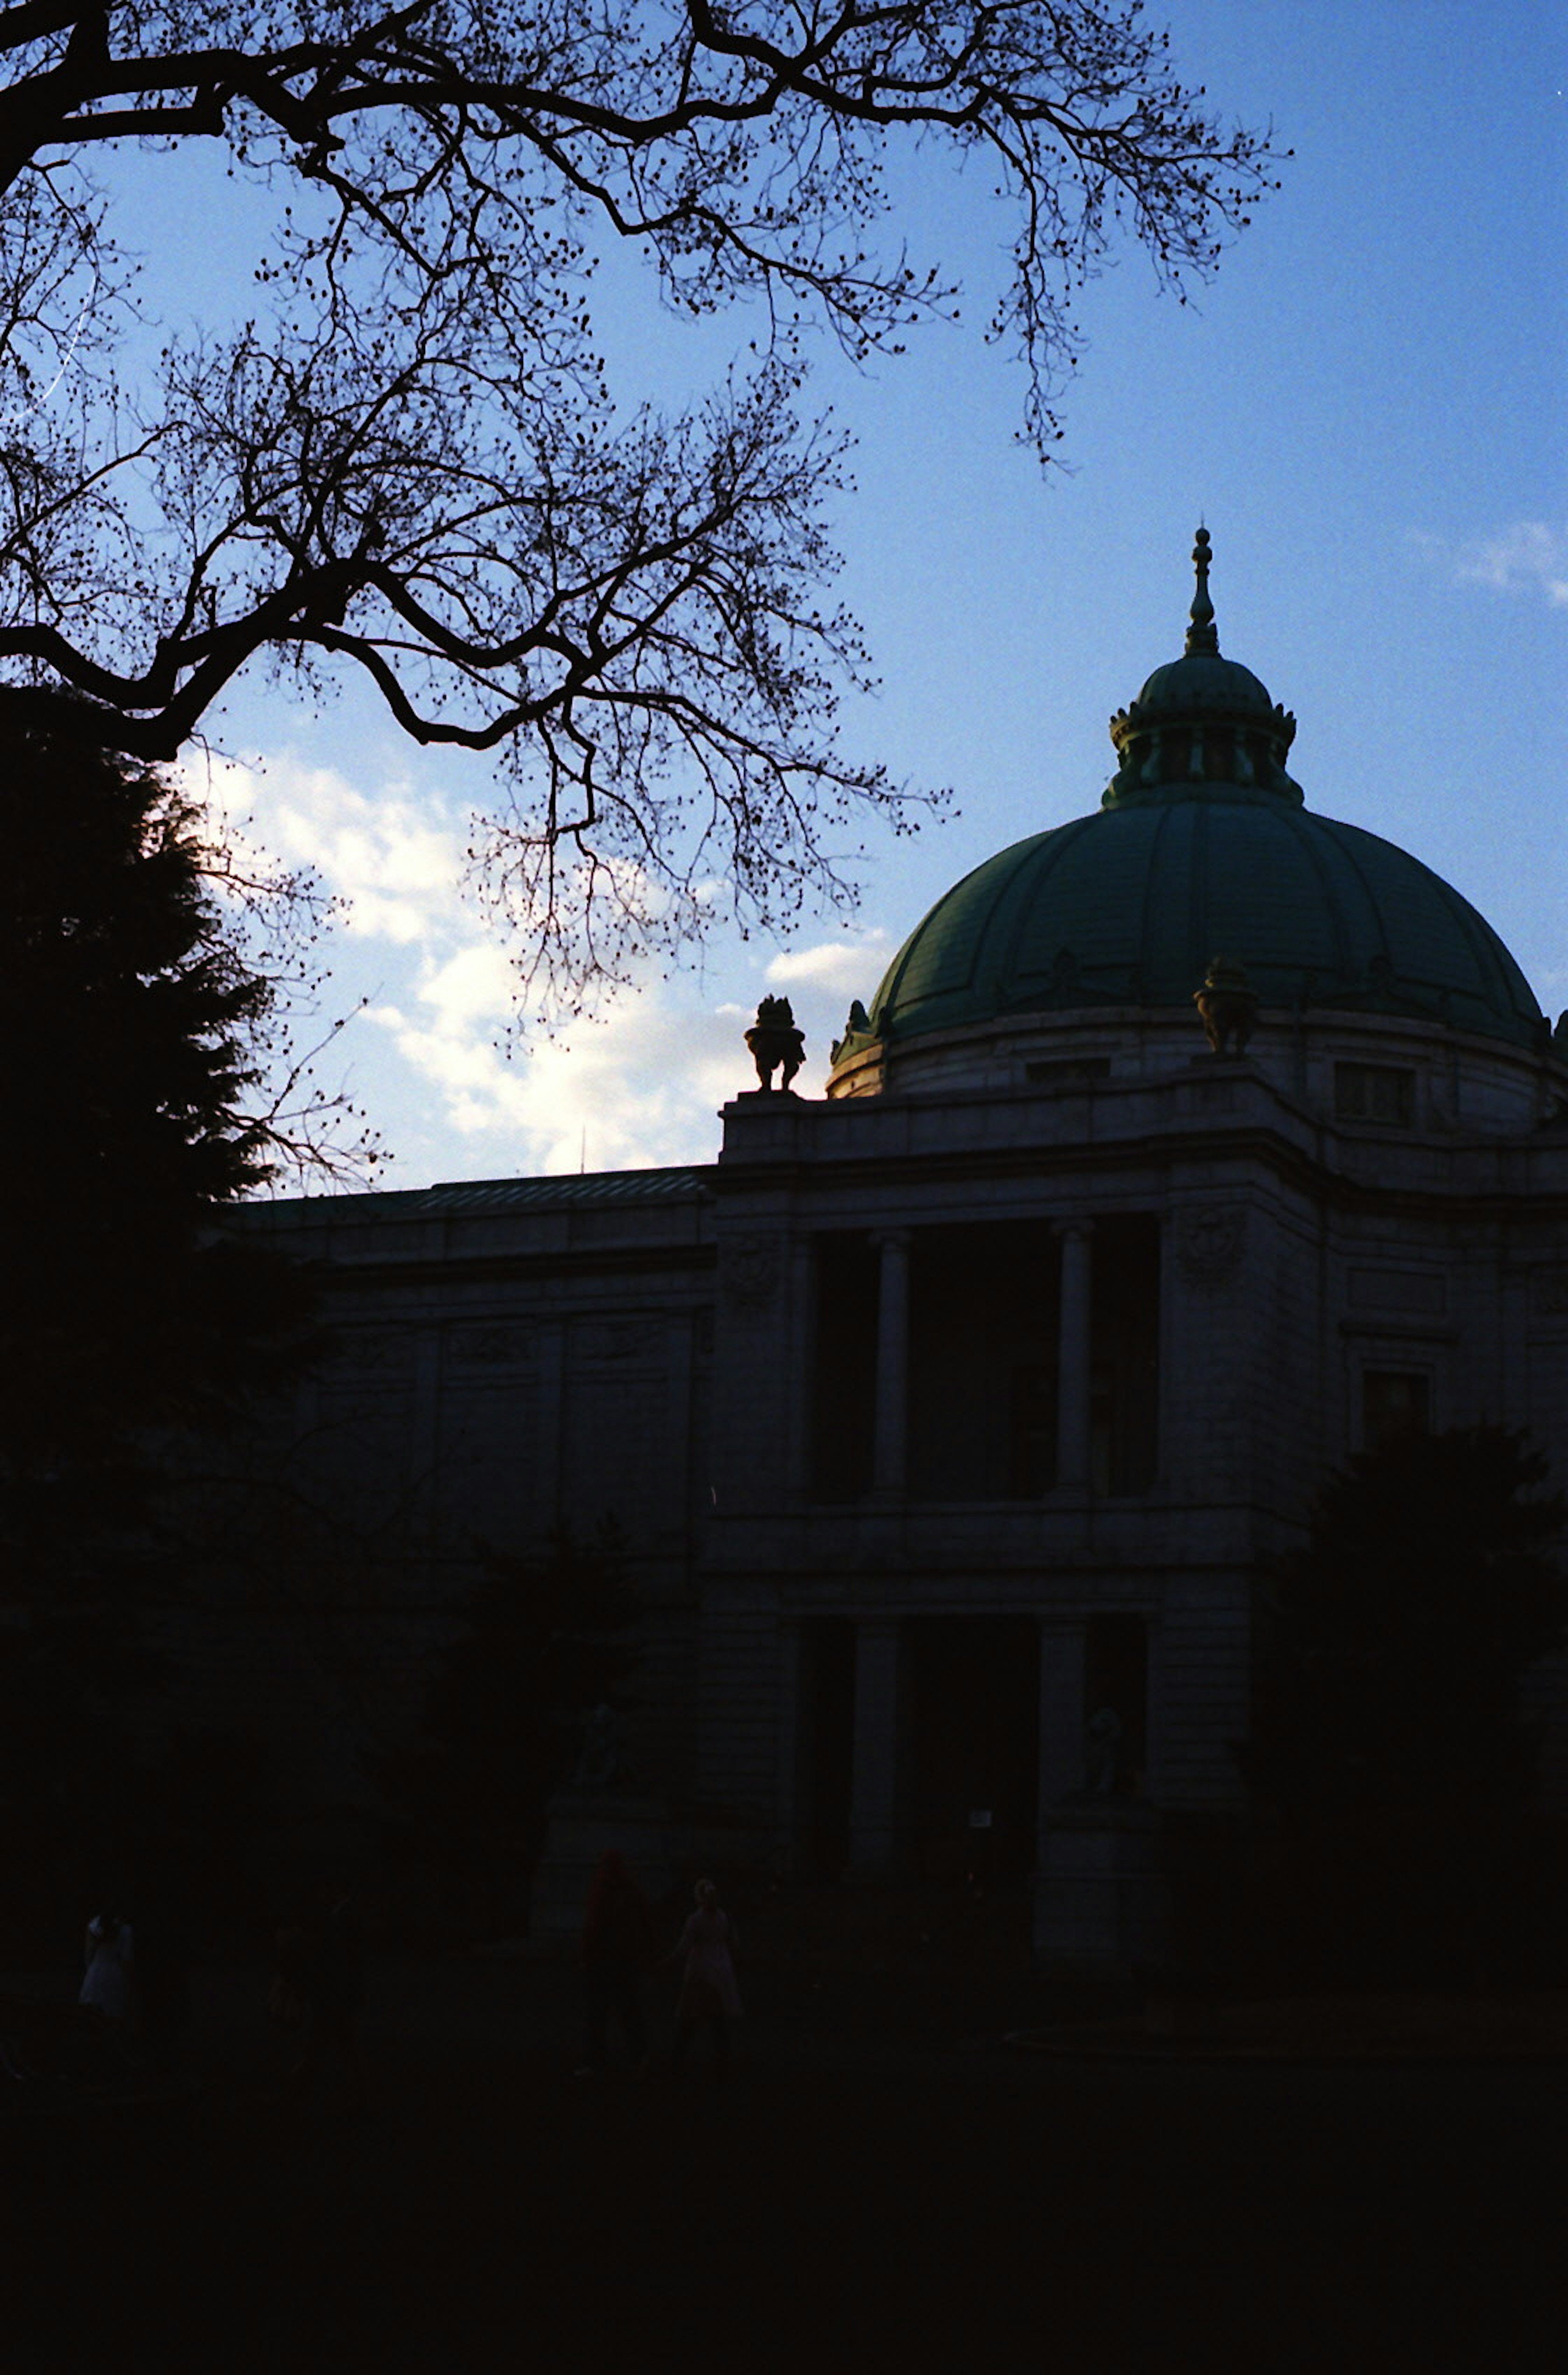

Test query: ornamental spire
[1184,524,1219,657]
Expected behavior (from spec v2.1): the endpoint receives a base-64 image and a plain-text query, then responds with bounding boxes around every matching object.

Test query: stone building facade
[229,534,1568,1964]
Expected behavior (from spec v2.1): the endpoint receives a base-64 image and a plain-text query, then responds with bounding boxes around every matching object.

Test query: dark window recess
[1024,1056,1113,1088]
[796,1619,856,1880]
[907,1221,1059,1501]
[1010,1364,1056,1496]
[1335,1062,1415,1126]
[908,1617,1040,1882]
[1089,1215,1160,1495]
[1363,1369,1430,1453]
[1084,1615,1148,1797]
[811,1234,879,1501]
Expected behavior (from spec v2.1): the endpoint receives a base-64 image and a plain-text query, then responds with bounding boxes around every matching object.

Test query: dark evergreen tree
[1,701,312,1574]
[365,1531,639,1938]
[1240,1427,1567,1816]
[0,702,317,1942]
[1235,1426,1568,1983]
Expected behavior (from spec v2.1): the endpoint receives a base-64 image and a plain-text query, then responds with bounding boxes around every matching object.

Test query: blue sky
[175,2,1566,1188]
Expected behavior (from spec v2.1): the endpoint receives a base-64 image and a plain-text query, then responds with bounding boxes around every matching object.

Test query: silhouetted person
[1085,1705,1124,1797]
[80,1910,136,2025]
[577,1849,654,2075]
[667,1879,740,2083]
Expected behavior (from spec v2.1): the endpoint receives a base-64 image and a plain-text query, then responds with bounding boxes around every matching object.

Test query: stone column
[1053,1221,1094,1488]
[848,1617,906,1876]
[1036,1617,1087,1820]
[871,1229,913,1499]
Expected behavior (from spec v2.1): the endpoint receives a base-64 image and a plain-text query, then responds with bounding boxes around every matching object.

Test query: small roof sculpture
[744,995,806,1092]
[1193,954,1258,1057]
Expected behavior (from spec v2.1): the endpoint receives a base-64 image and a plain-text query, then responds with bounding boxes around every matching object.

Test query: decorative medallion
[1176,1204,1247,1284]
[721,1234,781,1307]
[1533,1268,1568,1317]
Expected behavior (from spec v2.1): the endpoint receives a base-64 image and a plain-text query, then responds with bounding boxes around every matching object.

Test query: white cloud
[416,942,517,1029]
[369,971,744,1174]
[1453,522,1568,609]
[183,749,469,941]
[179,745,886,1181]
[764,931,891,993]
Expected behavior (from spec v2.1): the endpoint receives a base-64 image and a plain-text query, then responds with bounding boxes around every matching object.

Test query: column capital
[1051,1216,1095,1242]
[871,1226,913,1253]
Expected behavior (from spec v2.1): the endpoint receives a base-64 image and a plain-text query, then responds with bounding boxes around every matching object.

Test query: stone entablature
[825,1002,1563,1133]
[723,1061,1568,1217]
[703,1501,1272,1574]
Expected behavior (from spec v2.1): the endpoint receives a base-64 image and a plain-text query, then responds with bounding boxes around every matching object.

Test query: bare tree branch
[0,2,1281,1007]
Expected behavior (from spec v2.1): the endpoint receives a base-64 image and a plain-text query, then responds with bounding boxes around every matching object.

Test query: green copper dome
[845,533,1544,1062]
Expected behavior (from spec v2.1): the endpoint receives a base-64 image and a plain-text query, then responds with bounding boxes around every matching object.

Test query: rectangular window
[906,1221,1058,1501]
[1009,1363,1056,1495]
[1335,1062,1415,1126]
[1363,1369,1430,1452]
[811,1234,879,1501]
[1089,1215,1160,1495]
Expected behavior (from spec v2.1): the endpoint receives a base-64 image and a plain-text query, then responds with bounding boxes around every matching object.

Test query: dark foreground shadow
[5,1965,1567,2373]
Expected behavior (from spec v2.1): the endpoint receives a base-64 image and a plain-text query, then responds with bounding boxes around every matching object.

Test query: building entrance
[907,1617,1039,1883]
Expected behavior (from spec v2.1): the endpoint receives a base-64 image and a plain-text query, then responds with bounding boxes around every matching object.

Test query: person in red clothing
[577,1850,654,2075]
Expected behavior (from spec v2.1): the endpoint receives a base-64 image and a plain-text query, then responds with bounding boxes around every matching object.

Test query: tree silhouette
[1240,1427,1567,1817]
[0,701,333,1933]
[0,697,330,1650]
[365,1530,639,1933]
[0,3,1279,1006]
[1235,1427,1568,1983]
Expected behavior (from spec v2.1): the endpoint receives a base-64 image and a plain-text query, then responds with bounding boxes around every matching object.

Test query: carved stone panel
[575,1316,665,1364]
[329,1328,416,1378]
[446,1322,536,1369]
[1348,1268,1447,1316]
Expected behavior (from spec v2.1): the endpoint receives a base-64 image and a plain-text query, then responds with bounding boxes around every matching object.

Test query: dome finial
[1185,524,1219,657]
